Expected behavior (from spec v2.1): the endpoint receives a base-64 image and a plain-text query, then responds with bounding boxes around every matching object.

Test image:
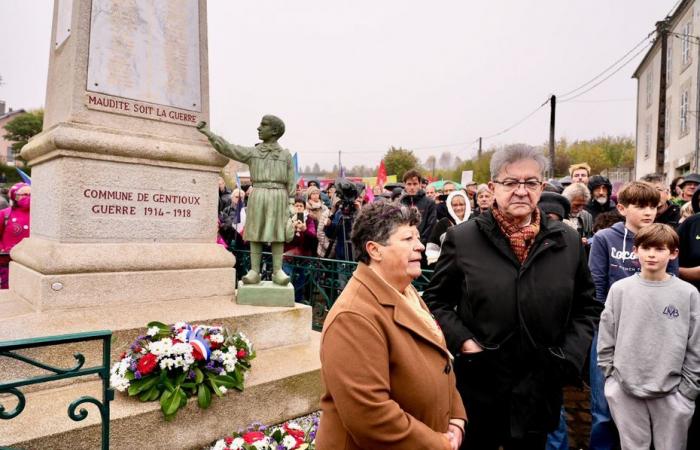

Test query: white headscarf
[446,190,471,225]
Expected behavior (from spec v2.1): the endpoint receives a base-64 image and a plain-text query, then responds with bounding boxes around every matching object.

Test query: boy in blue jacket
[588,181,678,450]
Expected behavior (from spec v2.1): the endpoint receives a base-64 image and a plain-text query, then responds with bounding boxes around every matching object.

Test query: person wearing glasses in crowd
[424,144,601,449]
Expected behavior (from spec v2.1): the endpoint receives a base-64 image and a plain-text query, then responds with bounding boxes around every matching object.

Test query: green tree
[3,109,43,160]
[383,147,421,180]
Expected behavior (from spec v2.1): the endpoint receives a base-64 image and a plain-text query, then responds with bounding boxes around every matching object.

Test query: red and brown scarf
[492,207,541,263]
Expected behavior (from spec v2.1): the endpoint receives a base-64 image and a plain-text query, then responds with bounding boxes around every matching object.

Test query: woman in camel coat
[316,202,467,450]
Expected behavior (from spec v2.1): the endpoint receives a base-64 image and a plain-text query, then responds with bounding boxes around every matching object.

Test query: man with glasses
[425,144,600,449]
[641,173,681,229]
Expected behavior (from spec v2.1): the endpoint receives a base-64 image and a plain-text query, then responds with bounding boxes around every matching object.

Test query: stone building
[0,101,25,165]
[633,1,700,182]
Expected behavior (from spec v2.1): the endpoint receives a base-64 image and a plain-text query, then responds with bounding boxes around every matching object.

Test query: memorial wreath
[211,420,318,450]
[110,321,255,420]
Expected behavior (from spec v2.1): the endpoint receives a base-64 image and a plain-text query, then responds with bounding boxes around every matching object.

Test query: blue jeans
[589,328,619,450]
[545,406,569,450]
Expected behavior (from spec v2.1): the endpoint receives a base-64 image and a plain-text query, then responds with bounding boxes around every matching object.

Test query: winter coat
[0,205,30,253]
[423,210,601,438]
[589,221,679,301]
[678,214,700,291]
[306,200,330,257]
[317,263,467,450]
[655,201,681,229]
[284,214,317,257]
[400,190,437,244]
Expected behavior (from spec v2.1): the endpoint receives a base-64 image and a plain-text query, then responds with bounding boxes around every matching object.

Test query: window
[681,88,689,136]
[667,41,673,85]
[682,21,693,66]
[6,146,14,164]
[645,121,651,158]
[646,71,653,107]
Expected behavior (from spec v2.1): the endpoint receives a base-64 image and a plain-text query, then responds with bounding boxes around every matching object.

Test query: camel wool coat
[316,263,467,450]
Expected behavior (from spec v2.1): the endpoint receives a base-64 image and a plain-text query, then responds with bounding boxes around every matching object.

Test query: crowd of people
[303,146,700,450]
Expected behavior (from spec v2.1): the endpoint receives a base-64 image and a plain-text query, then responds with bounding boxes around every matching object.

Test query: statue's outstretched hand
[196,121,208,131]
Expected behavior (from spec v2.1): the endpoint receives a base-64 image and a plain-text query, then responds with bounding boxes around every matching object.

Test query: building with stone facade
[0,101,25,165]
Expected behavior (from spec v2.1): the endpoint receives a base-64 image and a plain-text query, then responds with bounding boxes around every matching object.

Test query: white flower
[211,439,227,450]
[219,386,227,395]
[174,321,186,330]
[282,435,297,449]
[210,333,224,344]
[109,357,132,392]
[146,326,160,337]
[251,437,272,449]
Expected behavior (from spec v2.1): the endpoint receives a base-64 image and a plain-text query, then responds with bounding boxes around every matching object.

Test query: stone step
[0,293,314,391]
[1,332,322,450]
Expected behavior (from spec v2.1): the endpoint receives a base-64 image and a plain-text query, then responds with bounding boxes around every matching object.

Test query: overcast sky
[0,0,679,170]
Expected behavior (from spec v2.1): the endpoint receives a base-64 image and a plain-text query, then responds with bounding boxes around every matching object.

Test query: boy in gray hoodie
[598,224,700,450]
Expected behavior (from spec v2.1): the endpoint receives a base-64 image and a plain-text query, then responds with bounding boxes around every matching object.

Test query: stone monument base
[237,281,295,307]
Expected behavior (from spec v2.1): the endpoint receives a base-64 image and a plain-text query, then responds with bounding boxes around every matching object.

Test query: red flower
[284,423,306,443]
[242,431,265,444]
[136,353,158,375]
[120,352,127,359]
[192,345,205,361]
[237,349,247,358]
[224,437,233,445]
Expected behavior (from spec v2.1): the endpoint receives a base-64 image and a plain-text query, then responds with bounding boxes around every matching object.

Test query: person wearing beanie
[586,175,616,221]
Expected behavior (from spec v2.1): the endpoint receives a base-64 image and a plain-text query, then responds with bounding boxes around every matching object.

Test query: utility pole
[338,150,342,176]
[548,95,556,179]
[478,137,482,158]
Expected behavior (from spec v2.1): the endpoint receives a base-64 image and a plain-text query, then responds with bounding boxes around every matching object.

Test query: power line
[481,98,551,141]
[556,32,655,100]
[563,98,635,103]
[558,41,653,104]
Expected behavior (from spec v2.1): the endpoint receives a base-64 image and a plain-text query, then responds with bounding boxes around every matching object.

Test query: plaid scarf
[492,207,541,263]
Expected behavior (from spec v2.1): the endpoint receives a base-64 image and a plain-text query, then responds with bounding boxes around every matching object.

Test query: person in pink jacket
[0,182,31,289]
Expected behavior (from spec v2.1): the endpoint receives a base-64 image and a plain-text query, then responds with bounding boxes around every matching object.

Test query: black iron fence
[0,330,114,450]
[232,249,434,331]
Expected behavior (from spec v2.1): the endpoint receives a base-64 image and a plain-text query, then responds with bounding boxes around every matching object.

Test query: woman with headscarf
[306,185,331,257]
[316,201,467,450]
[0,182,31,289]
[426,190,471,265]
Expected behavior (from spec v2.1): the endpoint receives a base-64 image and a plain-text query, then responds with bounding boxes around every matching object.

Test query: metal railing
[232,249,434,331]
[0,330,114,450]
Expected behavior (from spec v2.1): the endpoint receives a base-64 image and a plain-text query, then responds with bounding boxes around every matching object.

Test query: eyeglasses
[492,178,542,192]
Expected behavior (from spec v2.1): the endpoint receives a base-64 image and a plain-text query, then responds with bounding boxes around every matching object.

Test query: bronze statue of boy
[197,116,294,286]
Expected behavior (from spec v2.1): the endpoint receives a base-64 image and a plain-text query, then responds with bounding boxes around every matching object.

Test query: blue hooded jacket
[588,221,679,301]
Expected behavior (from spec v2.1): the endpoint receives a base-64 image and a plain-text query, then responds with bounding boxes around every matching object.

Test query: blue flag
[16,167,31,185]
[292,153,300,181]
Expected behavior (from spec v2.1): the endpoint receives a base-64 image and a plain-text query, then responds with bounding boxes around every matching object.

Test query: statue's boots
[271,269,290,286]
[241,270,261,285]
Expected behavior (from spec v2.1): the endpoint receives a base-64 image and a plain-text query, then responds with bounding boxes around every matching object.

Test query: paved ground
[564,386,591,450]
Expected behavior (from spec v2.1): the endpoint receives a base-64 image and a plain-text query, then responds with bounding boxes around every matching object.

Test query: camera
[334,178,360,217]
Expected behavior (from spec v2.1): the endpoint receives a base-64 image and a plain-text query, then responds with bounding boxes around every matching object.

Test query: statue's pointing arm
[196,121,252,164]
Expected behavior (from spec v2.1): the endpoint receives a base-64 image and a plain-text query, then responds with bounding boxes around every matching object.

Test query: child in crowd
[598,224,699,450]
[588,181,679,449]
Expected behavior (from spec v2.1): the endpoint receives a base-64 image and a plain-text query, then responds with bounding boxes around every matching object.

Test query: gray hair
[476,183,492,195]
[562,183,591,202]
[351,202,421,264]
[489,144,549,180]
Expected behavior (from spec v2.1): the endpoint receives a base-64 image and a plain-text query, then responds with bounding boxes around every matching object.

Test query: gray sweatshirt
[597,274,700,399]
